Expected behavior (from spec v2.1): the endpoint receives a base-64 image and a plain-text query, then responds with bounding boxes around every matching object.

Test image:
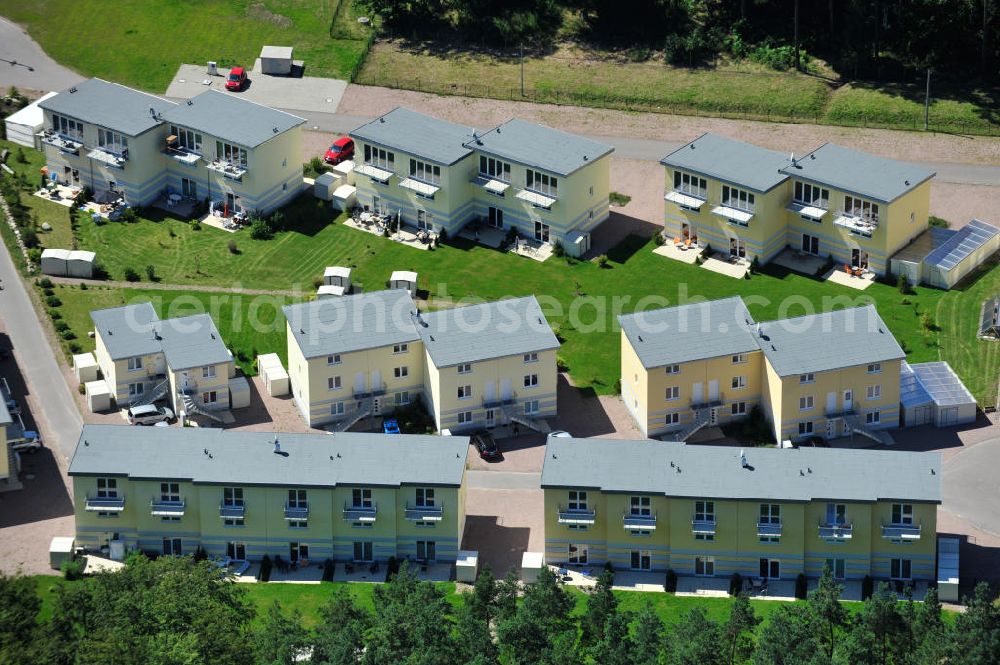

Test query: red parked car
[225,67,247,91]
[324,136,355,165]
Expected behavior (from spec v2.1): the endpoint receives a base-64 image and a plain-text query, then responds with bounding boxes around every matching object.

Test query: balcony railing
[882,523,921,540]
[85,495,126,512]
[756,520,782,537]
[483,396,517,409]
[818,522,853,540]
[150,499,186,517]
[557,506,596,525]
[42,133,84,155]
[623,513,657,530]
[219,503,246,519]
[87,147,127,169]
[284,503,309,520]
[691,518,717,535]
[833,212,878,237]
[163,145,202,165]
[206,160,248,181]
[471,174,511,195]
[825,407,857,419]
[515,188,557,209]
[404,504,444,521]
[343,503,378,522]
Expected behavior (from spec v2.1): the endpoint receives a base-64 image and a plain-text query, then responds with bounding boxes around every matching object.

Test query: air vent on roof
[637,335,643,342]
[379,117,385,123]
[273,436,281,454]
[211,332,216,340]
[149,106,156,118]
[273,127,279,133]
[740,449,748,468]
[186,99,193,106]
[299,328,305,335]
[689,144,695,149]
[69,87,78,94]
[583,155,588,161]
[810,153,816,159]
[789,152,796,166]
[771,344,776,351]
[905,180,910,186]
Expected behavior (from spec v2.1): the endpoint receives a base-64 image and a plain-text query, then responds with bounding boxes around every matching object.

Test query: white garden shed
[259,46,294,75]
[40,248,70,276]
[389,270,418,297]
[313,172,340,201]
[67,250,96,278]
[3,91,57,149]
[257,353,289,397]
[900,361,977,427]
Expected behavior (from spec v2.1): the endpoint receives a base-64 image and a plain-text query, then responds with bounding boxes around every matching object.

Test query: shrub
[45,295,61,307]
[49,310,61,320]
[750,256,760,274]
[193,546,207,562]
[80,282,87,290]
[597,254,609,268]
[729,572,743,596]
[20,227,39,248]
[795,573,808,599]
[227,239,239,255]
[613,378,622,395]
[556,356,568,372]
[60,329,76,340]
[552,241,565,258]
[664,569,678,592]
[921,311,935,331]
[15,147,27,164]
[322,558,335,582]
[54,321,69,332]
[78,383,85,395]
[68,342,82,354]
[42,287,54,297]
[312,276,323,289]
[258,554,273,582]
[653,231,665,246]
[269,210,285,232]
[861,575,874,600]
[609,191,631,206]
[123,267,140,282]
[249,218,272,240]
[190,221,202,231]
[929,215,949,228]
[309,156,325,175]
[61,558,86,581]
[120,207,137,223]
[27,248,41,265]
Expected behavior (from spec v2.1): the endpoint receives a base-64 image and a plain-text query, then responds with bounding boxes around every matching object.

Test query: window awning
[712,205,754,225]
[399,178,440,197]
[787,201,827,220]
[354,163,393,183]
[664,191,706,210]
[485,179,510,194]
[516,189,556,209]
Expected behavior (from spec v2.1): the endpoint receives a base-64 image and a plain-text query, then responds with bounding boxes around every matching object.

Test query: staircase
[843,414,895,446]
[130,377,169,407]
[499,404,551,434]
[327,397,374,433]
[663,405,715,442]
[181,391,224,424]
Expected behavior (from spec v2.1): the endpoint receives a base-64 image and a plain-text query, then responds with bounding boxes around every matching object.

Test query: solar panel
[924,219,1000,271]
[908,362,976,407]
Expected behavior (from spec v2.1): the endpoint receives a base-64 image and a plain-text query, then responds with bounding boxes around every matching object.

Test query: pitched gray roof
[758,305,904,377]
[39,78,176,136]
[660,133,790,193]
[618,297,760,368]
[350,108,475,166]
[283,290,420,359]
[541,438,941,503]
[90,304,230,368]
[465,119,614,177]
[69,425,469,488]
[160,90,305,148]
[779,143,935,203]
[417,296,559,368]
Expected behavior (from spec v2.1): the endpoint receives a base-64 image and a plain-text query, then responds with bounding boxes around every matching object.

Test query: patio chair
[684,238,692,249]
[843,264,853,276]
[673,236,682,246]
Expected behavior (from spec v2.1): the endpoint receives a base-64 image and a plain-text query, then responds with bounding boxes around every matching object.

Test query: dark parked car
[471,429,502,461]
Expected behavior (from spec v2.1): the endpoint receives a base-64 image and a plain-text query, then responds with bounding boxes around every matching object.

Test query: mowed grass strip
[824,83,1000,134]
[0,0,369,92]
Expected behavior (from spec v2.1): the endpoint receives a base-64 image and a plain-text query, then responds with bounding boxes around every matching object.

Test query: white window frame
[568,490,588,511]
[695,556,715,576]
[731,375,746,390]
[866,410,881,425]
[457,385,472,400]
[721,185,756,213]
[408,159,441,185]
[866,385,882,400]
[891,503,914,525]
[843,195,879,224]
[128,356,143,372]
[799,373,815,384]
[393,343,409,354]
[479,156,511,182]
[524,400,540,415]
[629,496,651,516]
[665,412,680,425]
[665,386,680,401]
[523,352,539,363]
[799,396,814,411]
[98,128,129,155]
[170,125,202,153]
[457,411,473,425]
[523,373,539,388]
[364,145,394,171]
[798,421,814,435]
[526,169,557,197]
[327,354,341,365]
[416,488,435,507]
[794,182,829,208]
[394,366,409,379]
[674,170,707,198]
[732,353,747,364]
[202,365,216,379]
[731,401,747,416]
[867,362,882,374]
[395,391,410,406]
[457,363,472,374]
[216,140,247,168]
[202,391,217,405]
[331,402,345,416]
[694,500,715,522]
[890,558,912,581]
[665,364,680,375]
[52,113,84,140]
[328,376,342,391]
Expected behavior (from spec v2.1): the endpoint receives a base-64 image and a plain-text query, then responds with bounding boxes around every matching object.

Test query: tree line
[2,555,1000,664]
[360,0,1000,82]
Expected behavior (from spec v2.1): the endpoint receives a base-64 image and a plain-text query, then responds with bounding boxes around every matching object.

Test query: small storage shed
[565,230,591,258]
[73,352,99,383]
[49,536,75,570]
[313,172,341,201]
[228,376,252,409]
[316,285,347,298]
[333,160,355,186]
[455,550,479,583]
[520,552,544,583]
[922,219,1000,289]
[331,184,356,212]
[67,250,96,278]
[84,379,112,413]
[324,266,352,289]
[3,91,58,149]
[900,361,977,427]
[389,270,418,297]
[257,353,289,397]
[937,536,960,602]
[259,46,294,75]
[40,248,70,276]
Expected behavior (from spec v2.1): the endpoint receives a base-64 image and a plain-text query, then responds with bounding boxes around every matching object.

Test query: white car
[127,404,175,426]
[547,430,573,439]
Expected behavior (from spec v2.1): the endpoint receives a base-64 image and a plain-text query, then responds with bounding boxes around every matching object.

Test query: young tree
[581,568,618,646]
[253,601,309,665]
[840,582,905,665]
[950,582,1000,665]
[725,593,760,665]
[590,611,635,665]
[632,602,666,665]
[752,604,822,665]
[455,568,500,665]
[0,572,43,665]
[495,569,520,624]
[310,587,370,665]
[807,566,847,662]
[906,586,949,665]
[665,607,725,665]
[496,567,576,665]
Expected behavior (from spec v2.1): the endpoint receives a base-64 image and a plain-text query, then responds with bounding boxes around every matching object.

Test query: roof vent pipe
[273,436,281,454]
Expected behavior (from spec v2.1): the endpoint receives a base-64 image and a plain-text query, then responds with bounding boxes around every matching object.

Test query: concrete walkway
[0,16,83,92]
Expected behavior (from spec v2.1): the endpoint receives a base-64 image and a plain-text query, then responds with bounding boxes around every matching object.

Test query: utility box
[229,376,251,409]
[521,552,544,583]
[455,550,479,583]
[390,270,418,297]
[85,379,112,413]
[73,352,100,383]
[257,353,289,397]
[333,160,355,186]
[331,184,356,212]
[313,172,341,201]
[49,537,75,570]
[260,46,294,75]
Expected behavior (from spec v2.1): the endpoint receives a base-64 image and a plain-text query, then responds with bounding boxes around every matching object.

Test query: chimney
[273,436,281,454]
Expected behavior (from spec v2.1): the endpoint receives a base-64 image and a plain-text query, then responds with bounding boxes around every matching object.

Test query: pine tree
[666,607,725,665]
[590,611,635,665]
[581,568,618,646]
[807,566,847,662]
[725,593,760,664]
[252,601,308,665]
[310,587,370,665]
[632,602,666,665]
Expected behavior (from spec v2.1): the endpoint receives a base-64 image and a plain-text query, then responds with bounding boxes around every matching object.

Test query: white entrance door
[843,389,853,411]
[500,378,512,401]
[534,221,550,243]
[371,368,382,392]
[485,408,495,427]
[354,372,366,396]
[708,380,719,402]
[488,206,503,229]
[826,392,837,413]
[692,382,704,405]
[484,381,496,404]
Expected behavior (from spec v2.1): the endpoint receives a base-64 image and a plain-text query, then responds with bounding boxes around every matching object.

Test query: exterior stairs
[844,414,895,446]
[327,396,374,433]
[130,377,169,407]
[499,404,551,434]
[181,392,224,424]
[663,404,716,442]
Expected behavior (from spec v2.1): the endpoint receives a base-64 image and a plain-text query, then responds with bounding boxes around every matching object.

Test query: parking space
[462,487,544,577]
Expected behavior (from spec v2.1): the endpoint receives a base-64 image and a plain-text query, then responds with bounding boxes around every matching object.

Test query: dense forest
[361,0,999,82]
[4,556,1000,665]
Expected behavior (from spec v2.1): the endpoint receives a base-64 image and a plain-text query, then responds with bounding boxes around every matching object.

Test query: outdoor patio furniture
[369,561,380,575]
[843,264,853,275]
[345,563,355,574]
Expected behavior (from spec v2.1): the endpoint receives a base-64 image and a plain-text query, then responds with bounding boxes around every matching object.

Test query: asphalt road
[0,16,83,92]
[0,244,83,462]
[943,437,1000,536]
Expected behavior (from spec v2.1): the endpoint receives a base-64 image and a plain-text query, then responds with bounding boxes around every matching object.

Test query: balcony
[756,520,782,538]
[353,383,387,400]
[515,188,557,210]
[483,395,516,409]
[833,212,878,237]
[787,201,827,222]
[41,133,83,155]
[163,145,202,166]
[404,504,445,521]
[664,190,706,211]
[85,495,126,512]
[219,503,246,519]
[87,147,127,169]
[882,523,921,540]
[471,174,511,196]
[206,160,248,181]
[150,499,186,517]
[825,407,857,419]
[557,506,596,525]
[284,503,309,520]
[354,163,393,183]
[818,522,853,540]
[691,518,717,535]
[623,513,657,531]
[343,503,378,522]
[711,205,754,227]
[399,178,440,199]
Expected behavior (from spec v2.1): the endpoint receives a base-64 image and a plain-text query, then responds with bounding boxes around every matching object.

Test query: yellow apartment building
[351,108,613,257]
[620,298,905,444]
[69,425,469,564]
[542,437,940,583]
[284,290,560,432]
[90,303,238,420]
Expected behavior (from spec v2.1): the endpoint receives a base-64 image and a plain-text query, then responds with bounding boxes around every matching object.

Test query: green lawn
[0,0,371,92]
[824,82,999,134]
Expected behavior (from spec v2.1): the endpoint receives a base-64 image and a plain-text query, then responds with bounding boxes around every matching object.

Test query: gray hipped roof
[160,90,305,148]
[779,143,935,203]
[660,133,791,193]
[758,305,904,377]
[40,78,176,136]
[69,425,469,488]
[618,297,760,368]
[465,119,614,177]
[283,290,421,359]
[350,108,475,166]
[542,438,941,503]
[417,296,560,368]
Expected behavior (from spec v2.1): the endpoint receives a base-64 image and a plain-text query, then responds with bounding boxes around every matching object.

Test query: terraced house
[284,290,559,432]
[542,437,940,583]
[661,133,934,275]
[350,107,613,257]
[39,78,305,214]
[620,297,904,443]
[69,425,468,565]
[90,303,239,421]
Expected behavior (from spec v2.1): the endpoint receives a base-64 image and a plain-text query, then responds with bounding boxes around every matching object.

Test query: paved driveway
[0,17,83,92]
[943,436,1000,535]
